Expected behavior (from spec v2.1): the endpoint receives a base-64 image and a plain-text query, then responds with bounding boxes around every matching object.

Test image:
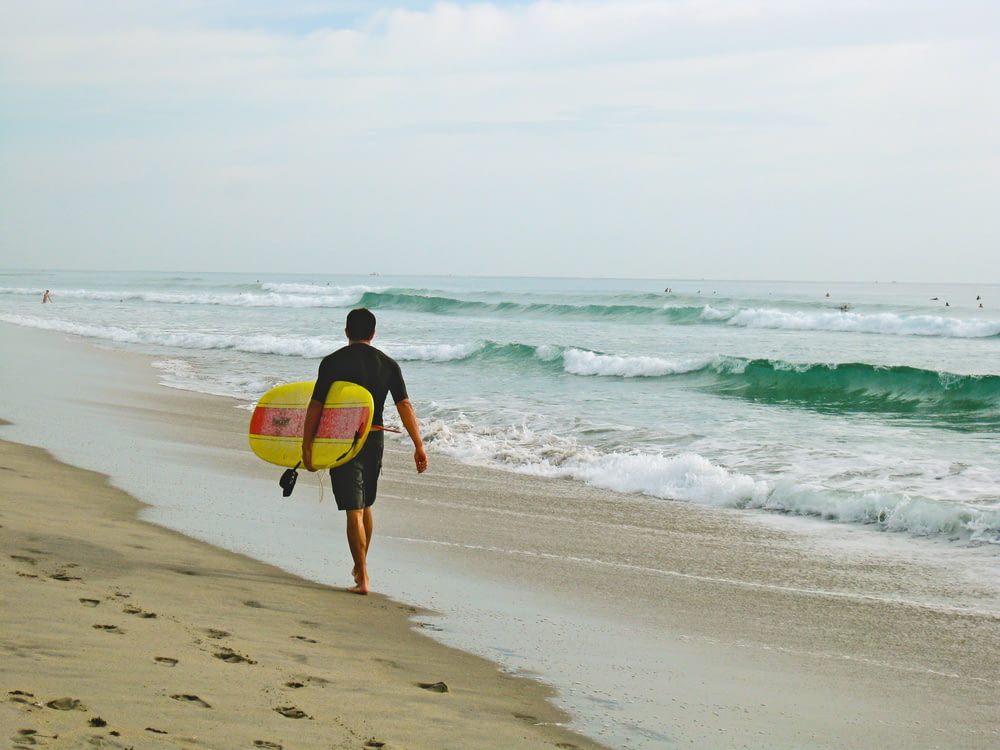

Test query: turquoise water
[2,269,998,543]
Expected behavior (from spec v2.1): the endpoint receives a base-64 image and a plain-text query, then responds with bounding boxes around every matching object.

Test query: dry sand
[0,434,606,750]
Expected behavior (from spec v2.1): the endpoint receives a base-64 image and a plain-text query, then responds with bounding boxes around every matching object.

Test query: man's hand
[301,399,324,472]
[396,399,428,474]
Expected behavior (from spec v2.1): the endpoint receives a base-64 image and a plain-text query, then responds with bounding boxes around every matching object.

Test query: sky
[1,0,998,282]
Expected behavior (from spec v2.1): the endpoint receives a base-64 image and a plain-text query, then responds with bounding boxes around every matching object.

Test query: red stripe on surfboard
[249,406,370,439]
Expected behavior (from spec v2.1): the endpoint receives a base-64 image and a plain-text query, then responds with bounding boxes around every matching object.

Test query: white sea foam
[150,359,273,402]
[726,308,1000,338]
[562,349,712,378]
[0,313,338,358]
[0,286,365,308]
[421,418,1000,542]
[760,481,1000,542]
[698,304,734,321]
[383,342,481,362]
[261,282,382,299]
[424,420,766,506]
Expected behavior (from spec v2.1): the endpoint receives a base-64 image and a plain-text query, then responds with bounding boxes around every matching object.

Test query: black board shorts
[328,431,384,511]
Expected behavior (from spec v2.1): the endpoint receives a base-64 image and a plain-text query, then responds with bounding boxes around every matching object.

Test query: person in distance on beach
[42,290,51,303]
[301,308,428,595]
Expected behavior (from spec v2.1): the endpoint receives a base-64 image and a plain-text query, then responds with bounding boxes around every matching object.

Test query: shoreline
[0,433,607,750]
[2,321,999,749]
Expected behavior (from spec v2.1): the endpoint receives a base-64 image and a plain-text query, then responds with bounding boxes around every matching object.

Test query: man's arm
[395,398,428,473]
[301,398,324,471]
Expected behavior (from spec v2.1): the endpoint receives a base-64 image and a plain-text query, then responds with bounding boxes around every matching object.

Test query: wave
[9,308,994,428]
[0,313,341,358]
[358,291,1000,338]
[0,312,536,367]
[702,358,1000,428]
[427,342,999,428]
[351,289,707,322]
[5,283,997,338]
[723,307,1000,338]
[421,420,1000,543]
[0,285,370,308]
[560,351,1000,429]
[441,344,1000,429]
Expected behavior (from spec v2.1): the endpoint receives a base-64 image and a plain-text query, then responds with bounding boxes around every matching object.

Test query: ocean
[2,269,998,748]
[3,270,998,543]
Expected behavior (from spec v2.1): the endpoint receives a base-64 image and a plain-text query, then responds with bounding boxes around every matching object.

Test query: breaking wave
[422,419,1000,544]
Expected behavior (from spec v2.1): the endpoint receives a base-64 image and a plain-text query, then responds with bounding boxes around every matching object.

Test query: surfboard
[248,381,374,469]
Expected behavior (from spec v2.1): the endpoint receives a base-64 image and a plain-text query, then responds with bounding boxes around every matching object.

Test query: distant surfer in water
[301,308,428,595]
[42,290,51,303]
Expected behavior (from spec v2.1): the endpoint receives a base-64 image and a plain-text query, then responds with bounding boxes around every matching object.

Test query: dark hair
[346,308,376,340]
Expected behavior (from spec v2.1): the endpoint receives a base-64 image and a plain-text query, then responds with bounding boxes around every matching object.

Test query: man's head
[346,308,376,342]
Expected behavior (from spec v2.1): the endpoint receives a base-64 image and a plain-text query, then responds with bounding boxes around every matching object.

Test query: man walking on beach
[301,308,428,595]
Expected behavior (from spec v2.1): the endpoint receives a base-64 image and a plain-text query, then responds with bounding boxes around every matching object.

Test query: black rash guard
[310,343,408,428]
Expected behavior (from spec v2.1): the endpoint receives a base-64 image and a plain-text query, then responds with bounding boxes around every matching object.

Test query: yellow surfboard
[248,381,374,469]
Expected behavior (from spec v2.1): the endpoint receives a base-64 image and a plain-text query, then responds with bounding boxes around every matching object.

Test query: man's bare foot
[349,565,368,594]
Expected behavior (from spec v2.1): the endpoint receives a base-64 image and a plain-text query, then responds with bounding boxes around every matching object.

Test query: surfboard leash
[279,461,301,497]
[329,423,401,465]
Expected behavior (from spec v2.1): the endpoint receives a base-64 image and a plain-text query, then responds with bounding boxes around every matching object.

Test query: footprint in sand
[253,742,283,749]
[170,694,212,708]
[10,554,36,564]
[290,635,318,643]
[364,741,386,749]
[11,730,37,747]
[154,657,178,667]
[92,624,124,634]
[49,571,82,581]
[242,600,264,608]
[286,675,327,688]
[213,650,257,665]
[7,690,38,706]
[78,598,100,607]
[274,706,311,719]
[45,697,87,711]
[123,605,157,618]
[12,728,58,747]
[205,628,231,639]
[417,682,449,693]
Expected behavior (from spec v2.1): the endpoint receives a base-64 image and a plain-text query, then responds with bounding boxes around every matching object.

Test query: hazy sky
[1,1,998,281]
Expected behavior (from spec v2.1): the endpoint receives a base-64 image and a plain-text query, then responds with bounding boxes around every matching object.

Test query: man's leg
[345,509,369,595]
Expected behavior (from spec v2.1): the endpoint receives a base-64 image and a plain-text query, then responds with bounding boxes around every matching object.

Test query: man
[302,308,428,595]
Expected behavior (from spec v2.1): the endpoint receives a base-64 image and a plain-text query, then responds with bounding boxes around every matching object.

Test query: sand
[0,435,605,750]
[1,322,999,749]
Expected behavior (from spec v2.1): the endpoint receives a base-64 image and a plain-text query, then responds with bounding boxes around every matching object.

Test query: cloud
[1,1,998,280]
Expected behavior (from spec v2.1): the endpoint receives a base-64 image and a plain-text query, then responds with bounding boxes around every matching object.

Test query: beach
[0,435,607,750]
[1,314,998,749]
